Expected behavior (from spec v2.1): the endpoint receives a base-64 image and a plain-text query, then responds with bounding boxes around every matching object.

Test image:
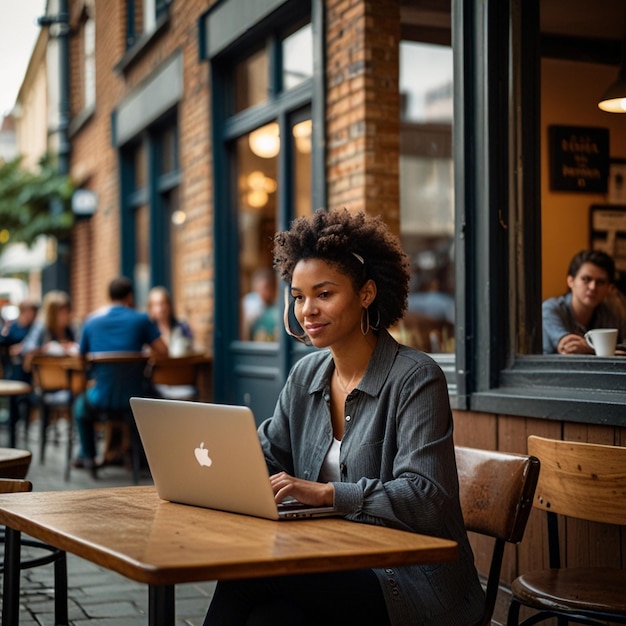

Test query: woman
[204,209,484,626]
[147,286,196,399]
[542,249,626,354]
[21,290,78,371]
[147,286,193,354]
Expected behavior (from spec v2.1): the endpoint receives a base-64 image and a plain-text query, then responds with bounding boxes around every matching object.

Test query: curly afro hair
[273,208,410,329]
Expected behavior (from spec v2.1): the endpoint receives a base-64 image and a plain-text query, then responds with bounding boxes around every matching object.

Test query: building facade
[54,0,625,619]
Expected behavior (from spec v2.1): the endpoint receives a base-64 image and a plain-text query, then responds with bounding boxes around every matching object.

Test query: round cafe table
[0,447,32,479]
[0,380,32,450]
[0,380,31,398]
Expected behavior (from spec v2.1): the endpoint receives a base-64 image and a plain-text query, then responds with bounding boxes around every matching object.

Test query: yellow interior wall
[541,58,626,299]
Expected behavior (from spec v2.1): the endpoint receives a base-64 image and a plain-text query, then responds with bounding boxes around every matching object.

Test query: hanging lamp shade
[599,6,626,112]
[598,74,626,112]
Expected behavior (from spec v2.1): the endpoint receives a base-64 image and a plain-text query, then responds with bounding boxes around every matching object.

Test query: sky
[0,0,47,118]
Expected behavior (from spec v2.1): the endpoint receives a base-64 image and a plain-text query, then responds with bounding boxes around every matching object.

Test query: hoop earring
[370,307,380,331]
[361,307,370,336]
[361,306,380,335]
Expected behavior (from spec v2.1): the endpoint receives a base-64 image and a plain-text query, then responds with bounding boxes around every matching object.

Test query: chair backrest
[150,354,201,387]
[455,446,540,626]
[31,355,86,396]
[527,435,626,526]
[0,478,32,494]
[86,352,150,409]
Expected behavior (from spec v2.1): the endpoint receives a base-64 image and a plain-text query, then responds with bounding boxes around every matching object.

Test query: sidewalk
[0,415,216,625]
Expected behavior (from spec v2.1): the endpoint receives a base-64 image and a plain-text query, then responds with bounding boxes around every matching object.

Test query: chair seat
[511,567,626,615]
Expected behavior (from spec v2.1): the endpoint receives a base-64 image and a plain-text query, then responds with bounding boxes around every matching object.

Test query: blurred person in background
[0,300,39,446]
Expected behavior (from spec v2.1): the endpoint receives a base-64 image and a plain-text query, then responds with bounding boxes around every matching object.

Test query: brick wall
[68,0,216,350]
[325,0,401,235]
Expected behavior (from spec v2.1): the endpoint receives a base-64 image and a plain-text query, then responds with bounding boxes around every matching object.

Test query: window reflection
[282,23,313,90]
[394,41,454,353]
[293,119,312,217]
[237,129,279,342]
[234,49,269,113]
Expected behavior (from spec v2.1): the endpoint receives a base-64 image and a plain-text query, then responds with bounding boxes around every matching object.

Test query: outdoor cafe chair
[507,436,626,626]
[148,352,204,401]
[30,354,85,480]
[0,467,68,624]
[455,445,540,626]
[84,352,150,484]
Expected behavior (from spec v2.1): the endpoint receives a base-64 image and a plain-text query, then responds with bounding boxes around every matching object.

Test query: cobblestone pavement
[0,413,216,625]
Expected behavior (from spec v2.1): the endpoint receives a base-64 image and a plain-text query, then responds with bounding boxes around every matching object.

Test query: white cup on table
[584,328,618,356]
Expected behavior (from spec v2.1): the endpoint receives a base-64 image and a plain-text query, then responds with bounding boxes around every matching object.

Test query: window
[455,0,626,423]
[121,116,180,310]
[217,18,315,343]
[397,41,454,354]
[234,49,269,113]
[126,0,170,49]
[83,17,96,110]
[282,23,313,90]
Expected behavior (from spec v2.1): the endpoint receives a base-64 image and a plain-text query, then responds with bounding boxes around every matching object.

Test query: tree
[0,154,74,251]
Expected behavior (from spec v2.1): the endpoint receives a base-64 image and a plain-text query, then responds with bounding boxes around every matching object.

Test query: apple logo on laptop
[194,442,212,467]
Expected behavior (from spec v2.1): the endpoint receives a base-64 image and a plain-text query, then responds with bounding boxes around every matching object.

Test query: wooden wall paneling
[452,410,497,449]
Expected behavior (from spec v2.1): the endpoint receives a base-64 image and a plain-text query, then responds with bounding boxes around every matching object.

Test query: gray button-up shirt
[542,292,626,354]
[258,329,485,625]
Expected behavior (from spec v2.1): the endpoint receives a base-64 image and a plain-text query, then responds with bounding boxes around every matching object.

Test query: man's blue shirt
[80,306,160,407]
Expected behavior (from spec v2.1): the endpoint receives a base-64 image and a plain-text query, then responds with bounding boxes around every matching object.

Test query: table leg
[148,584,175,626]
[2,527,21,626]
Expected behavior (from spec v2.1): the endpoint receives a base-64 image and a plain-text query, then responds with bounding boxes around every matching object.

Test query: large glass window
[121,116,180,310]
[237,129,279,341]
[397,41,454,354]
[225,21,314,344]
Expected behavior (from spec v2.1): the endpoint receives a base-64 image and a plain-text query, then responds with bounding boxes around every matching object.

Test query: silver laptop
[129,397,338,520]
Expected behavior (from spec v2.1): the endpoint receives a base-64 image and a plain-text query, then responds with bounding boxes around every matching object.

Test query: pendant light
[599,5,626,112]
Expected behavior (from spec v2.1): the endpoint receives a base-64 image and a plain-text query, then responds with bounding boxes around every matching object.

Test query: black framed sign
[549,125,609,192]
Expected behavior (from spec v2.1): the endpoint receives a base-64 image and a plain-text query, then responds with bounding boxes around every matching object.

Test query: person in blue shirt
[542,250,626,354]
[73,277,167,470]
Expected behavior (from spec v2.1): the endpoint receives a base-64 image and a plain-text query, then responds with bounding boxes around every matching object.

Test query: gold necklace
[335,368,359,394]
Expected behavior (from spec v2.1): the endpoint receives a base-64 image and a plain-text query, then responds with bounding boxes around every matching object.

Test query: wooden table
[0,486,458,625]
[0,448,31,479]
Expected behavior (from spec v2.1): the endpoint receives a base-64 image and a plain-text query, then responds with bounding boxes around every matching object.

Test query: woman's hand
[270,472,334,507]
[557,333,593,355]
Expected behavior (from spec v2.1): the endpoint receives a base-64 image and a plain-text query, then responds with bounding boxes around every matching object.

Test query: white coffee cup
[584,328,618,356]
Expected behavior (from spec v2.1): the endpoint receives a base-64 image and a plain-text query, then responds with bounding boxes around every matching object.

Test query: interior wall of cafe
[541,57,625,300]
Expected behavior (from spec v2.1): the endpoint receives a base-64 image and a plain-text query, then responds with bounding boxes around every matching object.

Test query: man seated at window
[542,249,626,354]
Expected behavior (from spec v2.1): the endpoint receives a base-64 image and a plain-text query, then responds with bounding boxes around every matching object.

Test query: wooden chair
[455,446,540,626]
[148,353,203,400]
[507,436,626,626]
[85,352,150,484]
[30,354,85,479]
[0,477,68,624]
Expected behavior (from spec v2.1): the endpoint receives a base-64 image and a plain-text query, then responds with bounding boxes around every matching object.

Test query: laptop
[129,397,339,520]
